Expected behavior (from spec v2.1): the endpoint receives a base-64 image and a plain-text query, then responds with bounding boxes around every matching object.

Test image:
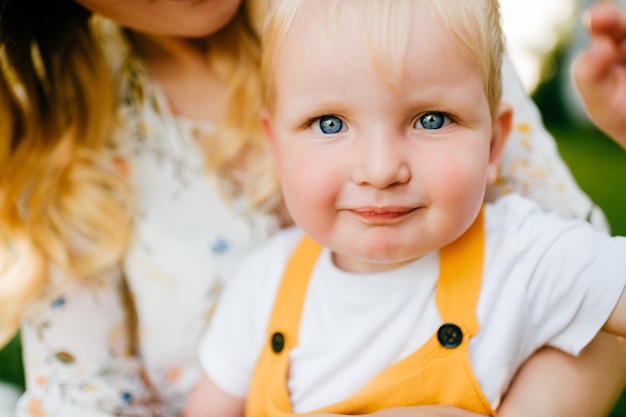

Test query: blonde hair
[262,0,504,117]
[0,0,277,346]
[203,0,279,209]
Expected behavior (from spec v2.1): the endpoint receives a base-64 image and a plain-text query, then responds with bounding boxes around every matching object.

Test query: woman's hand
[572,1,626,149]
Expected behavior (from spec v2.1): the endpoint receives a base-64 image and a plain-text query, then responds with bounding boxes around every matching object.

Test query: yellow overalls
[246,210,494,417]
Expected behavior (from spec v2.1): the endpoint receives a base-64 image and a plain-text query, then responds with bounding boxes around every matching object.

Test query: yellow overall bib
[246,210,494,417]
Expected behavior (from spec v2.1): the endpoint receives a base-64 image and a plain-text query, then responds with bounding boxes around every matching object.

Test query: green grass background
[0,334,23,390]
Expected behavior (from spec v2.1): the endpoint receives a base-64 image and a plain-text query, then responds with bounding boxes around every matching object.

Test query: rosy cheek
[286,155,340,211]
[421,151,485,200]
[281,161,319,202]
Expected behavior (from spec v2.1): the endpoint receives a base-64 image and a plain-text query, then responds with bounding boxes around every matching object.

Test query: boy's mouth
[348,206,418,223]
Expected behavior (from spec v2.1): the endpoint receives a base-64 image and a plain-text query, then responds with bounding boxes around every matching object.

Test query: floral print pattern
[16,18,277,417]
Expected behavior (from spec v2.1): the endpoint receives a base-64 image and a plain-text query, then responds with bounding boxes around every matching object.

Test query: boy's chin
[331,248,421,274]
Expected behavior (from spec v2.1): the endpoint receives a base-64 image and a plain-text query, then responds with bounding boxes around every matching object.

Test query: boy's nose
[351,135,411,189]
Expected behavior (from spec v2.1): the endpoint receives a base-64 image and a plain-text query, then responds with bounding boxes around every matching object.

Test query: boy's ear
[486,101,513,185]
[260,108,281,175]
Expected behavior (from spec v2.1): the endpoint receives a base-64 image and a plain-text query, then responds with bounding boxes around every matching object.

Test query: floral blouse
[16,19,278,417]
[14,17,606,417]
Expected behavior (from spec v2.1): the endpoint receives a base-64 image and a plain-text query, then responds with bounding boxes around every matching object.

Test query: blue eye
[313,115,345,134]
[415,112,447,130]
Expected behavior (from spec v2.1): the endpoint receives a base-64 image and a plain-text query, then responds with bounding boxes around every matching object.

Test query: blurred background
[2,0,626,415]
[501,0,626,243]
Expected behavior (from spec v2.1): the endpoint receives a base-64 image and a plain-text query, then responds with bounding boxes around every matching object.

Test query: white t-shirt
[199,194,626,412]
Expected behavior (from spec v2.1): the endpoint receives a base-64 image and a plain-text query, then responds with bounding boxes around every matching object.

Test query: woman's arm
[346,334,626,417]
[183,375,245,417]
[498,332,626,417]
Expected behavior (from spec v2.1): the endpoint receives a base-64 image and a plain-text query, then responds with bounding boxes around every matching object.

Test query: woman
[0,0,624,416]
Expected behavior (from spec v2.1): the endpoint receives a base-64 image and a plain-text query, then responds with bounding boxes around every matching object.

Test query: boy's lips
[348,206,419,222]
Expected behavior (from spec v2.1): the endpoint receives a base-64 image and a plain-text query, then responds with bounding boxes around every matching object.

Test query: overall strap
[246,208,492,417]
[246,236,322,417]
[436,207,484,336]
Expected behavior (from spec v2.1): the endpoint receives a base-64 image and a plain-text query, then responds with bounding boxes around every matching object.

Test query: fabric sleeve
[198,252,273,399]
[486,55,609,231]
[515,202,626,355]
[197,263,258,399]
[198,228,301,399]
[15,267,163,417]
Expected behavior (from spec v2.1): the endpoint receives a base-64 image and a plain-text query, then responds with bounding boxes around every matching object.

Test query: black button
[437,323,463,348]
[271,332,285,353]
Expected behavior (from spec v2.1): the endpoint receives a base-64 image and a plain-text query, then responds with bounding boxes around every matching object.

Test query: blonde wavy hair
[0,0,277,346]
[203,0,279,208]
[262,0,504,117]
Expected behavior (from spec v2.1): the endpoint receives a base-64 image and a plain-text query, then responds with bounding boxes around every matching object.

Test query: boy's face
[263,2,511,273]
